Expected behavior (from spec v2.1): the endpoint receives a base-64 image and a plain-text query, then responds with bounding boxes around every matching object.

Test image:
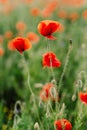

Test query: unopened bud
[78,80,83,88]
[72,94,76,101]
[35,83,43,88]
[69,39,72,45]
[69,39,73,49]
[34,122,40,130]
[51,79,57,85]
[14,100,21,116]
[59,103,65,116]
[50,87,57,99]
[46,111,50,118]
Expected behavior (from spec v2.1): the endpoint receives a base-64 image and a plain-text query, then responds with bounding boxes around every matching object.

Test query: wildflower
[3,107,8,113]
[41,1,58,18]
[69,12,79,21]
[54,119,72,130]
[2,124,8,130]
[61,0,83,7]
[2,4,14,15]
[34,122,40,130]
[58,10,68,19]
[42,52,61,68]
[30,8,40,16]
[26,32,40,44]
[8,40,16,51]
[40,83,58,101]
[0,35,3,44]
[8,110,13,120]
[16,21,26,31]
[37,20,62,40]
[12,37,32,54]
[4,31,13,39]
[79,92,87,105]
[82,10,87,20]
[0,48,4,56]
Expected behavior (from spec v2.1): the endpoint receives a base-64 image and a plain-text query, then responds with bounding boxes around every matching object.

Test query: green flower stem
[22,54,40,120]
[58,40,73,93]
[22,54,33,95]
[47,39,56,80]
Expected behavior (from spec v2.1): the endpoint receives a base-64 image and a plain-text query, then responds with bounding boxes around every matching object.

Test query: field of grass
[0,0,87,130]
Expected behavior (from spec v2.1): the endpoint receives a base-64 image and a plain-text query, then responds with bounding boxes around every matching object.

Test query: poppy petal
[24,38,32,50]
[79,92,87,104]
[46,35,56,40]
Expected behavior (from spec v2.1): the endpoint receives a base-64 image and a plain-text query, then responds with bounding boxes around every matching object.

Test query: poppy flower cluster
[38,20,62,40]
[79,92,87,105]
[54,119,72,130]
[42,52,61,68]
[60,0,83,7]
[12,37,32,54]
[40,83,58,101]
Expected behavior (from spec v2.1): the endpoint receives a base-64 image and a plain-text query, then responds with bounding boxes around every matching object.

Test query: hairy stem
[58,40,73,93]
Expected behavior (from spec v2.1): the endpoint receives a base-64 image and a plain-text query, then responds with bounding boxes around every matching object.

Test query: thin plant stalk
[22,54,40,121]
[47,39,56,81]
[22,54,33,95]
[58,40,73,93]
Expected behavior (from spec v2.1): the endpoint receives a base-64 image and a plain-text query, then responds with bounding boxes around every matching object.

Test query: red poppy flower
[58,10,68,19]
[79,92,87,105]
[16,21,26,31]
[41,1,58,18]
[37,20,62,40]
[54,119,72,130]
[40,83,54,101]
[30,8,40,16]
[61,0,83,7]
[26,32,40,44]
[8,40,16,51]
[69,12,79,21]
[12,37,32,54]
[0,35,3,44]
[0,48,4,56]
[40,83,58,101]
[82,10,87,20]
[4,31,13,39]
[42,52,61,68]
